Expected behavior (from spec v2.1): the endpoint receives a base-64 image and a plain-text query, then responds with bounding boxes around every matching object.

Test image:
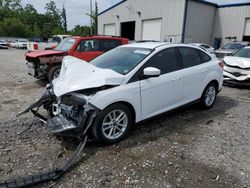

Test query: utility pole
[90,0,93,35]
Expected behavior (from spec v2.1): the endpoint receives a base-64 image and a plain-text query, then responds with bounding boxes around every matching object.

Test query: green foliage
[0,0,95,38]
[0,17,29,37]
[71,25,90,36]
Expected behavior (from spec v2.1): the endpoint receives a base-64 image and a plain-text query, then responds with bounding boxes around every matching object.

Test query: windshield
[222,43,244,50]
[90,47,152,75]
[233,48,250,58]
[54,38,76,51]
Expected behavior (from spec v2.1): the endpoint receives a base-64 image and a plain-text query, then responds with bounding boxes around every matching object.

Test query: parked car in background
[26,36,129,81]
[0,44,8,49]
[223,47,250,85]
[190,43,215,54]
[27,35,71,52]
[10,40,17,48]
[17,39,28,49]
[22,42,223,144]
[215,42,249,59]
[0,40,9,48]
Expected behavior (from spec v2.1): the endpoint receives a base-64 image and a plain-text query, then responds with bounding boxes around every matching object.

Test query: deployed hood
[26,50,65,58]
[53,56,124,97]
[224,56,250,69]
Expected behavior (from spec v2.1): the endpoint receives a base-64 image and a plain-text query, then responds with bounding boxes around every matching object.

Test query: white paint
[52,43,223,123]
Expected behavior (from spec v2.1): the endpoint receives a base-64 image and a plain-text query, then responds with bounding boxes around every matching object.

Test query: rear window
[99,40,121,52]
[178,47,201,68]
[197,50,211,63]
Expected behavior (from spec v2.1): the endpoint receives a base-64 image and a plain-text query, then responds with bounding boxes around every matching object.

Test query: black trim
[182,0,189,43]
[192,0,217,7]
[98,0,127,16]
[219,2,250,8]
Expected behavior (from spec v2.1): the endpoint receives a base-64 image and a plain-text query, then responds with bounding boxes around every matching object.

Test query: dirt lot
[0,49,250,188]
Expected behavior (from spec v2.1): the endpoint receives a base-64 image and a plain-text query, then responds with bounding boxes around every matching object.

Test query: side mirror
[143,67,161,78]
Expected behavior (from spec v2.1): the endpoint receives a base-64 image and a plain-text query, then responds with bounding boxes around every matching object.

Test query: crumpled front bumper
[18,86,98,137]
[223,65,250,85]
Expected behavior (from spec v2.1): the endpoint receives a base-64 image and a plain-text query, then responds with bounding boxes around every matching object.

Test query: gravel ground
[0,49,249,188]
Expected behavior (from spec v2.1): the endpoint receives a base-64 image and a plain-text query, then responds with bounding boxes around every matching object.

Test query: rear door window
[178,47,202,68]
[143,48,180,74]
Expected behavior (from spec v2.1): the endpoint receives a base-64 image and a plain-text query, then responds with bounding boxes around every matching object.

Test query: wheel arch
[105,101,136,125]
[201,79,219,98]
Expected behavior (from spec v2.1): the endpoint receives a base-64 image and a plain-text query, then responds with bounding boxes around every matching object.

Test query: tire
[48,65,61,82]
[200,82,218,109]
[92,103,132,144]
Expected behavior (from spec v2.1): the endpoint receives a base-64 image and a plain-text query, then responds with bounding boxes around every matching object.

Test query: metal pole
[90,0,93,35]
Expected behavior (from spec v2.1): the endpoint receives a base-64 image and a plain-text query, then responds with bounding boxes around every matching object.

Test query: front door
[139,48,183,119]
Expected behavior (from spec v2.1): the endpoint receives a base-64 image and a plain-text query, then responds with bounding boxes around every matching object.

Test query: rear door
[71,39,103,62]
[71,39,122,62]
[139,48,183,119]
[177,47,212,103]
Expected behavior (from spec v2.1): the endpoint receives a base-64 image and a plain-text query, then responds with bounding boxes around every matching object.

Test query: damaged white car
[19,42,223,144]
[223,47,250,85]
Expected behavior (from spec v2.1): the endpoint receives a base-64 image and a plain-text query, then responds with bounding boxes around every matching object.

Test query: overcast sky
[20,0,250,30]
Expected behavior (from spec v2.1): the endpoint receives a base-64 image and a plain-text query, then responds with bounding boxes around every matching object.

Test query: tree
[71,25,90,36]
[0,17,28,37]
[45,0,62,29]
[86,0,98,35]
[61,4,67,32]
[24,3,37,14]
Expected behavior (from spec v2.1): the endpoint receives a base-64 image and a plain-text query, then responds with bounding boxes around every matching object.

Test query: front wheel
[200,83,218,109]
[92,103,132,144]
[48,65,61,82]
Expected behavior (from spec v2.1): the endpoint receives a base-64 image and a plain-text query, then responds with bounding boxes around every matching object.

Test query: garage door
[142,19,162,41]
[104,24,116,36]
[244,19,250,36]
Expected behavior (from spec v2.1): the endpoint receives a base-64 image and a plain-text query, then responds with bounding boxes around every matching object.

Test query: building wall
[98,0,185,42]
[185,0,216,44]
[213,5,250,46]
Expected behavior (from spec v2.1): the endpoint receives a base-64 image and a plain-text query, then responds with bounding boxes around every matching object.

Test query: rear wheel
[48,65,61,82]
[200,82,218,109]
[92,103,132,144]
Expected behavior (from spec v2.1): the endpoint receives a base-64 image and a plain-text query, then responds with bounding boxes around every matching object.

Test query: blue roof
[98,0,250,16]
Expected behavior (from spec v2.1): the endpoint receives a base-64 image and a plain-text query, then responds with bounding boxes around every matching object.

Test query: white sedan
[20,42,223,144]
[190,43,215,54]
[223,47,250,85]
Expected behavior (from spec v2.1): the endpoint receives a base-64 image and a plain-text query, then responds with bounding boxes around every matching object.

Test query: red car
[26,36,129,81]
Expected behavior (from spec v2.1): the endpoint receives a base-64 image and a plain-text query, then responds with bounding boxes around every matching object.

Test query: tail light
[51,45,57,49]
[218,60,224,69]
[33,43,38,50]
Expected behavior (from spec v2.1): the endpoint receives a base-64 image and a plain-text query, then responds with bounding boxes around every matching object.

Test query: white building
[98,0,250,48]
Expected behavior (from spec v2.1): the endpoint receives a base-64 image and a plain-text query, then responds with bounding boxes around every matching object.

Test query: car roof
[190,43,209,46]
[74,35,128,40]
[121,42,204,50]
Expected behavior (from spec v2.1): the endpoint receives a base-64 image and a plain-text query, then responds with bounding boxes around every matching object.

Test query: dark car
[215,42,249,59]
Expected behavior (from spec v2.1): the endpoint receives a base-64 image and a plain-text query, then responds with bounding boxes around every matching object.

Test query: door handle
[171,77,181,81]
